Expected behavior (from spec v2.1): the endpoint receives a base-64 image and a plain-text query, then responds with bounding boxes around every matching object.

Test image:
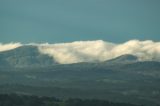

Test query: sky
[0,0,160,43]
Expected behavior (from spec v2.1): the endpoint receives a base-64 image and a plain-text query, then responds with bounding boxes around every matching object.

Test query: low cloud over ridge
[38,40,160,64]
[0,40,160,64]
[0,43,22,52]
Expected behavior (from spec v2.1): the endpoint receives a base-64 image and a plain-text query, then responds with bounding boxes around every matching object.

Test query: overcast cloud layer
[0,40,160,64]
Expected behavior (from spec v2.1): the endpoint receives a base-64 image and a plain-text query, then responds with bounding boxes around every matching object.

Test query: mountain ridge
[0,45,160,69]
[0,45,57,67]
[0,46,160,106]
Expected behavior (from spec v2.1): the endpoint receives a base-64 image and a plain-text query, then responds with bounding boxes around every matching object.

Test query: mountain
[105,54,138,64]
[0,46,57,67]
[0,46,139,68]
[0,46,160,106]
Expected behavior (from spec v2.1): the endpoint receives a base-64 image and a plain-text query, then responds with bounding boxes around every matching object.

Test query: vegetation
[0,94,142,106]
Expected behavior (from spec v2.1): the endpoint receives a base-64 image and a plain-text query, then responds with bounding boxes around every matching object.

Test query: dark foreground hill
[0,94,142,106]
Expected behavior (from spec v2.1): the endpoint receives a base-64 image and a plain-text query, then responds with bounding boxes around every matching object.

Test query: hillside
[0,46,160,106]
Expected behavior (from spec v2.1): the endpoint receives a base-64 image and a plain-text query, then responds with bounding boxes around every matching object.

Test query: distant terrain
[0,94,142,106]
[0,46,160,106]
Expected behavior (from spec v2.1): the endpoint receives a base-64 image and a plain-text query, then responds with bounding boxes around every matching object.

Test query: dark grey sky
[0,0,160,43]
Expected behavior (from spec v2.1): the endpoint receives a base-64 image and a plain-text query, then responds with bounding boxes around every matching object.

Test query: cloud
[0,43,22,52]
[37,40,115,64]
[0,40,160,64]
[37,40,160,64]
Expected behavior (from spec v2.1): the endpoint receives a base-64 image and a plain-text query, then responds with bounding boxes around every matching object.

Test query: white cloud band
[0,43,22,52]
[0,40,160,64]
[37,40,160,64]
